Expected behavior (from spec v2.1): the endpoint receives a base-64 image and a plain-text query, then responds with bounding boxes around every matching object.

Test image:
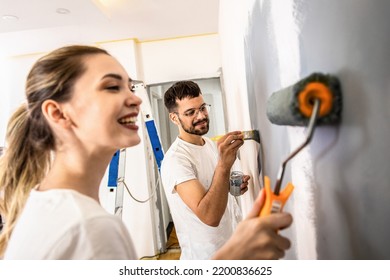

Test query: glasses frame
[173,103,211,118]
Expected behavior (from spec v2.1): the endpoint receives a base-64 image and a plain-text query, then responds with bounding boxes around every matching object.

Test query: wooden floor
[140,225,181,260]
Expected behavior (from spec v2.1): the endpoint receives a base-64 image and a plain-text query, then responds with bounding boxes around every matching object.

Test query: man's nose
[195,109,207,119]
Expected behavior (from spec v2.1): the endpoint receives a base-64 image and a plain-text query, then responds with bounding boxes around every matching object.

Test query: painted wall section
[220,0,390,259]
[218,0,261,217]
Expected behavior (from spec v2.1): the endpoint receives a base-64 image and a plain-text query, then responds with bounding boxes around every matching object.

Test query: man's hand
[216,131,244,170]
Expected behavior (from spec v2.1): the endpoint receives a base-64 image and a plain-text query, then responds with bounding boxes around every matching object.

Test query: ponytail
[0,104,51,256]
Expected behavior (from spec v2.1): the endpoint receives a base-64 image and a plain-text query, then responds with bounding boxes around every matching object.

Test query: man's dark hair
[164,81,202,112]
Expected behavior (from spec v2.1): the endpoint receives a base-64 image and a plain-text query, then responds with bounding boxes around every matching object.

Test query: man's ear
[41,100,71,128]
[169,112,180,125]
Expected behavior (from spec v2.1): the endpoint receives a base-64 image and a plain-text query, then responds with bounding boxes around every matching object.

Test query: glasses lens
[182,104,211,118]
[203,104,211,114]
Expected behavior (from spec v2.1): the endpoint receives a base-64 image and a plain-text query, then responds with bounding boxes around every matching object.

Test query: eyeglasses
[174,104,211,118]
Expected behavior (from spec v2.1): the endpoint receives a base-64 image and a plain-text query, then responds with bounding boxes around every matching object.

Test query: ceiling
[0,0,219,55]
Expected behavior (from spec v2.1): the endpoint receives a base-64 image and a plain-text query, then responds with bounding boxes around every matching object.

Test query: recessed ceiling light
[1,14,19,21]
[56,8,71,14]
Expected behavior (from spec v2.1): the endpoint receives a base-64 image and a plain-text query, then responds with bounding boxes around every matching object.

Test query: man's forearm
[196,163,231,226]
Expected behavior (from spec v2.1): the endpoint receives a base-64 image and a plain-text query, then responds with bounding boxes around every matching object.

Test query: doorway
[146,77,227,255]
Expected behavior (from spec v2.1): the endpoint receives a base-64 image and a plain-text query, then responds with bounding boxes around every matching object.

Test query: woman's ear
[41,100,71,128]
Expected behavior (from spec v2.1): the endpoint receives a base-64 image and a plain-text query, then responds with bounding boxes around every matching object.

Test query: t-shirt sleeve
[161,152,197,194]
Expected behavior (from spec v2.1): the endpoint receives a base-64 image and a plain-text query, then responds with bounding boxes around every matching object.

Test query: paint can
[229,171,243,196]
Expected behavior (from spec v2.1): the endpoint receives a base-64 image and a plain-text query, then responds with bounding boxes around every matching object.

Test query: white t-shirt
[161,136,237,260]
[4,189,136,260]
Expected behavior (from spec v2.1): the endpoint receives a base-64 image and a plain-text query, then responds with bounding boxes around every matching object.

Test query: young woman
[0,45,292,259]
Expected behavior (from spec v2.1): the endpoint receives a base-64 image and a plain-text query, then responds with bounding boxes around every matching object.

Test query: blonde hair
[0,45,109,256]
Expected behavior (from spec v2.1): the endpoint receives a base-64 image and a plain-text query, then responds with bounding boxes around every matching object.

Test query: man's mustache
[193,118,208,126]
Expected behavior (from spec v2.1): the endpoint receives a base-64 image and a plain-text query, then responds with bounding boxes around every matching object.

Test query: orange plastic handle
[259,176,294,217]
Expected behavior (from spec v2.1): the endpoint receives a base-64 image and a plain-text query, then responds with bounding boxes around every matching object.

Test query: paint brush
[242,130,260,143]
[211,130,260,143]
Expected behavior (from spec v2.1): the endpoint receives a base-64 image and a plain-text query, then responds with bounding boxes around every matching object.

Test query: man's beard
[179,117,210,136]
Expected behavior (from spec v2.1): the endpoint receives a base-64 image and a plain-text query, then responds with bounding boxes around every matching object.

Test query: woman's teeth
[118,116,137,124]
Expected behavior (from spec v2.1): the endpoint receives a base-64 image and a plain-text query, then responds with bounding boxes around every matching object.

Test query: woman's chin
[125,137,141,148]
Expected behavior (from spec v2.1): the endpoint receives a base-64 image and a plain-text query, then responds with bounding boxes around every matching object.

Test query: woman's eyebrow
[101,73,132,83]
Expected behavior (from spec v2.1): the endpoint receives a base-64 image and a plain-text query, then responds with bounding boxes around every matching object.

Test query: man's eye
[185,110,195,117]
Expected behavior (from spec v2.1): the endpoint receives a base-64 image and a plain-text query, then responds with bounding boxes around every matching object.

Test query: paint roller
[260,72,342,217]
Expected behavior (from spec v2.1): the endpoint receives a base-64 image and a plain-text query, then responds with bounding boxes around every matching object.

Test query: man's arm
[176,131,245,226]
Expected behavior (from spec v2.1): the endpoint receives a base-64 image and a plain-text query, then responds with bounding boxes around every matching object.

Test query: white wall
[220,0,390,259]
[140,34,221,84]
[0,54,43,146]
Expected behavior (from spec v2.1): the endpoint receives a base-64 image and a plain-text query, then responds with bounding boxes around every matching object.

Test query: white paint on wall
[268,0,318,259]
[288,127,318,259]
[269,0,301,87]
[220,0,390,259]
[218,0,260,217]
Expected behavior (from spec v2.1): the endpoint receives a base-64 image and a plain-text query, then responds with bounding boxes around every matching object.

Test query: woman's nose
[125,91,142,107]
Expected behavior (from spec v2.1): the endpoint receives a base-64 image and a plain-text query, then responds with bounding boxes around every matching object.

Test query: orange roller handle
[298,82,333,118]
[260,176,294,217]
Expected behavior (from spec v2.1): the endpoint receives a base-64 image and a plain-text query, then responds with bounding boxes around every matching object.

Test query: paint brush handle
[259,176,294,217]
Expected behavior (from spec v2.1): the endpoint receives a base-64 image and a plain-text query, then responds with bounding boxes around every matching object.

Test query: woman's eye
[106,85,120,91]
